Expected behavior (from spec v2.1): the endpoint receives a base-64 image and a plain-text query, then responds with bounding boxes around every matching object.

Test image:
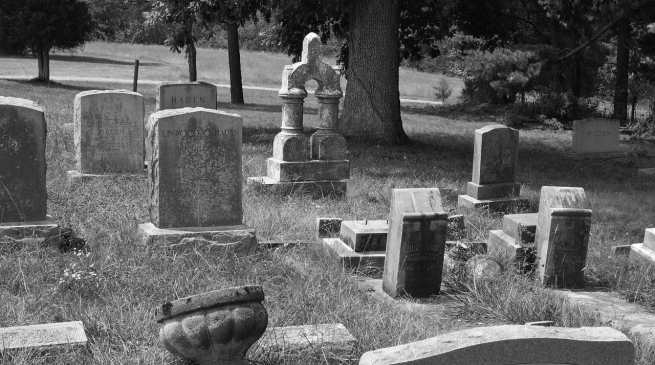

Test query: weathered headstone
[488,213,537,271]
[0,321,87,351]
[156,82,217,111]
[0,97,59,243]
[382,188,448,298]
[68,90,145,181]
[138,108,256,251]
[257,323,356,358]
[629,228,655,266]
[572,118,621,157]
[248,32,349,197]
[359,325,634,365]
[535,186,592,288]
[458,125,528,212]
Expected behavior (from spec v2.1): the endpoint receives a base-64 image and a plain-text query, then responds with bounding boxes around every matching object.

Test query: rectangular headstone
[535,186,592,288]
[0,97,47,222]
[0,321,87,350]
[472,125,519,185]
[74,90,144,174]
[148,108,243,229]
[572,118,620,155]
[156,82,217,110]
[383,188,448,298]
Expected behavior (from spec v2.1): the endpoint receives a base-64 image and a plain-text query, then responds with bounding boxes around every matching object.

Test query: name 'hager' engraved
[587,130,611,137]
[161,128,239,138]
[170,96,205,104]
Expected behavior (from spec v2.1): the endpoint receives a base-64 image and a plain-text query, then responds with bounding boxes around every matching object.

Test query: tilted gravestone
[0,97,59,243]
[572,118,621,157]
[359,325,634,365]
[535,186,592,288]
[248,32,349,197]
[382,188,448,298]
[68,90,145,181]
[156,82,217,111]
[458,125,528,212]
[138,108,256,252]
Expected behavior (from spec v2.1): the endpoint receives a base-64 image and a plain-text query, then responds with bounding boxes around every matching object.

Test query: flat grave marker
[0,321,87,351]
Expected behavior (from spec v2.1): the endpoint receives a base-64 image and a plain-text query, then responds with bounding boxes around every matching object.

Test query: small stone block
[611,245,632,257]
[525,321,554,326]
[66,170,146,184]
[637,168,655,179]
[0,321,87,351]
[322,238,385,270]
[487,230,535,272]
[457,195,529,212]
[257,323,356,357]
[0,215,60,248]
[317,218,342,238]
[447,215,466,241]
[267,158,350,182]
[340,220,388,252]
[466,182,521,200]
[629,243,655,267]
[644,228,655,251]
[247,176,347,198]
[138,223,257,255]
[502,213,538,243]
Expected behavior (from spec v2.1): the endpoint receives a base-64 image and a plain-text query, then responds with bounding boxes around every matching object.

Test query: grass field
[0,49,655,363]
[0,41,464,103]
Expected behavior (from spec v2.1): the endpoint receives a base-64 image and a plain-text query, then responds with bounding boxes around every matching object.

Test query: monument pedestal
[138,223,257,254]
[0,215,60,247]
[247,176,346,198]
[66,170,147,184]
[487,213,537,271]
[322,238,385,270]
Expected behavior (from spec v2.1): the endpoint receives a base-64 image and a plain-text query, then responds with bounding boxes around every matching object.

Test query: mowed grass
[0,41,462,102]
[0,79,655,363]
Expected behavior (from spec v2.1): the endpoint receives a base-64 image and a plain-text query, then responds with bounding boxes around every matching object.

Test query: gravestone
[0,97,59,244]
[359,325,634,365]
[68,90,145,181]
[138,108,256,252]
[248,32,349,197]
[535,186,592,288]
[629,228,655,266]
[488,213,538,271]
[458,125,528,212]
[0,321,87,351]
[382,188,448,298]
[572,118,621,157]
[156,82,217,111]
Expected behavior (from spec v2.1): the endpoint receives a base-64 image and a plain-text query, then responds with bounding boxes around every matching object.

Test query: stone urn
[156,285,268,365]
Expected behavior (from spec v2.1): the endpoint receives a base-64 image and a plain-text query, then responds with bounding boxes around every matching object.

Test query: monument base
[572,151,624,159]
[629,243,655,267]
[321,238,385,270]
[0,215,60,247]
[67,170,147,184]
[137,223,257,255]
[267,158,349,181]
[247,176,346,198]
[488,230,535,271]
[457,194,529,212]
[637,168,655,179]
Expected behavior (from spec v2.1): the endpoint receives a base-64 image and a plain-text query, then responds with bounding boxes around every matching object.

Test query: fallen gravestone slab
[256,323,356,358]
[359,325,633,365]
[0,321,87,351]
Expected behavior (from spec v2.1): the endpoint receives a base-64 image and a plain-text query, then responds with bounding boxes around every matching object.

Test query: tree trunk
[613,17,629,124]
[36,47,50,82]
[37,49,44,81]
[186,26,197,82]
[227,22,244,104]
[338,0,409,145]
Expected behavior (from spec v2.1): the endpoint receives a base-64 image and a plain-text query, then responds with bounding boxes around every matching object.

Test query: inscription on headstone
[74,90,144,174]
[0,321,87,350]
[156,82,217,111]
[383,188,447,298]
[149,108,242,229]
[0,97,47,222]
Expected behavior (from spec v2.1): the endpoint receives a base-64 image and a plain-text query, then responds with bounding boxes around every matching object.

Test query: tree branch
[548,17,621,66]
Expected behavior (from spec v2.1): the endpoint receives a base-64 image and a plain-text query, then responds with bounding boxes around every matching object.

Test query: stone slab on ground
[66,170,146,184]
[0,321,87,351]
[247,176,347,198]
[637,168,655,178]
[612,245,632,256]
[0,215,60,247]
[256,323,356,358]
[138,223,256,254]
[317,218,342,238]
[322,238,385,270]
[457,194,529,212]
[359,325,633,365]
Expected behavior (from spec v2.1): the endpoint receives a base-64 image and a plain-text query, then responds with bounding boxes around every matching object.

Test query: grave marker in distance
[156,82,217,111]
[572,118,621,157]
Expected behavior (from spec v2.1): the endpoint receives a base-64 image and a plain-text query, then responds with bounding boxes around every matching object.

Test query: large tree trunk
[613,17,629,124]
[338,0,409,145]
[227,22,244,104]
[186,26,197,82]
[37,49,44,81]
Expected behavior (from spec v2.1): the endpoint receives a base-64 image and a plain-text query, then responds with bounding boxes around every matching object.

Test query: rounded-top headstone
[472,125,519,185]
[0,96,47,222]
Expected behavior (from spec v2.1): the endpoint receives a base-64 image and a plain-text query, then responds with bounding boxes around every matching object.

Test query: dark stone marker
[383,188,448,298]
[0,97,47,222]
[535,186,592,288]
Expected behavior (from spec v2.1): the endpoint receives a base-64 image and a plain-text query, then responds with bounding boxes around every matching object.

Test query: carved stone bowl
[156,285,268,365]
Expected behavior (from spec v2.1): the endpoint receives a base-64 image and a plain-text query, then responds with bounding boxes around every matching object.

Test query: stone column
[273,91,309,162]
[311,93,346,160]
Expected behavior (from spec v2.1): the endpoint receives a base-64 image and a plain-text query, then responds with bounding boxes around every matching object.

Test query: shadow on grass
[11,79,99,92]
[49,54,162,67]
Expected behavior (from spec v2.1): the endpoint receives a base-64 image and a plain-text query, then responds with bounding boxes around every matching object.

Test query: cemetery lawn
[1,78,655,364]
